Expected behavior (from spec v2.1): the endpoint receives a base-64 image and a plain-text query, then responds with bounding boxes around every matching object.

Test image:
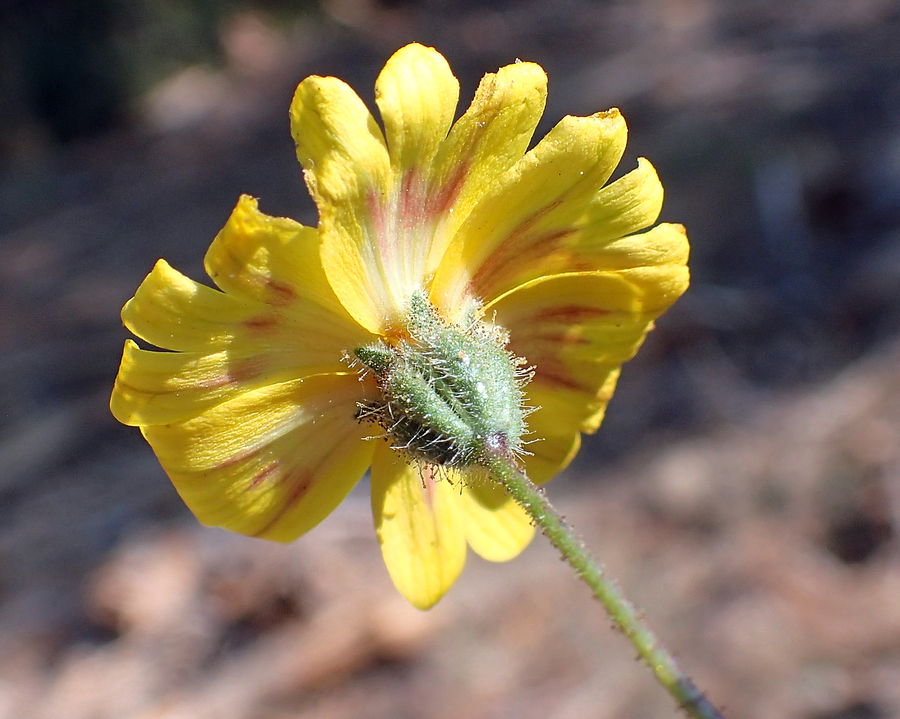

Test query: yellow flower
[111,43,689,609]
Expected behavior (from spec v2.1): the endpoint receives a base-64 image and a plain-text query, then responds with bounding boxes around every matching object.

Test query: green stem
[487,454,725,719]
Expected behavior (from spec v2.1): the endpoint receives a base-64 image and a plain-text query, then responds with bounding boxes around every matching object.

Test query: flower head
[111,44,689,609]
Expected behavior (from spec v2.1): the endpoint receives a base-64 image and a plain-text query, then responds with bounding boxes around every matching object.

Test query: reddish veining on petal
[248,460,280,490]
[252,468,313,537]
[212,445,262,471]
[420,464,437,509]
[216,241,295,307]
[469,159,613,300]
[367,188,390,259]
[264,277,297,306]
[427,161,469,220]
[532,359,586,391]
[470,219,576,299]
[196,357,266,389]
[195,374,233,390]
[531,331,591,345]
[244,315,279,334]
[532,305,612,324]
[400,167,427,231]
[233,356,266,381]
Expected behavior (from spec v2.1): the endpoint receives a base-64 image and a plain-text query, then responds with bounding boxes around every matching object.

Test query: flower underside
[110,42,690,610]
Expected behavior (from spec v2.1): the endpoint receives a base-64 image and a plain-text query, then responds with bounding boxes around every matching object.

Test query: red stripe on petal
[248,460,281,490]
[470,224,576,298]
[532,305,612,323]
[213,446,262,471]
[367,189,390,259]
[528,355,587,392]
[244,315,279,333]
[427,162,469,219]
[252,468,313,537]
[196,357,266,389]
[421,464,437,508]
[195,374,234,389]
[534,367,585,391]
[531,332,591,345]
[264,277,297,306]
[400,167,427,229]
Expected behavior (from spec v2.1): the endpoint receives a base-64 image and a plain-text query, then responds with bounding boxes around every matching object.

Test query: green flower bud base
[354,292,531,469]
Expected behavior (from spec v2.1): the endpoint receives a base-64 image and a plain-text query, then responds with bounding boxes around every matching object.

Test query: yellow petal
[528,368,622,436]
[370,443,467,609]
[291,74,395,334]
[290,75,390,207]
[323,44,459,331]
[113,200,376,426]
[112,340,261,426]
[205,194,316,303]
[122,259,259,353]
[461,477,535,562]
[491,269,688,436]
[581,221,691,274]
[295,55,547,334]
[424,59,548,277]
[121,256,367,371]
[204,196,365,332]
[143,372,375,542]
[111,336,349,427]
[389,56,547,318]
[375,43,459,173]
[432,109,628,316]
[580,157,665,246]
[433,158,665,305]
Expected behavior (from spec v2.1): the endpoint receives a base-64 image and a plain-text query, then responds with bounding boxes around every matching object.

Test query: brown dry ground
[2,1,900,718]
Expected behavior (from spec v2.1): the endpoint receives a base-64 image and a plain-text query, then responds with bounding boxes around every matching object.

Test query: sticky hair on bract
[352,291,532,473]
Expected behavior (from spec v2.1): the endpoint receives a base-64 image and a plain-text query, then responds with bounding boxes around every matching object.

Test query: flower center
[353,292,531,469]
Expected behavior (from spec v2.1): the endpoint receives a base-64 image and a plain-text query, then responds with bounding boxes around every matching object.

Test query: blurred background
[2,0,900,717]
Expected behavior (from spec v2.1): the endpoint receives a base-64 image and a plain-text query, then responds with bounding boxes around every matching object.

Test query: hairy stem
[487,454,725,719]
